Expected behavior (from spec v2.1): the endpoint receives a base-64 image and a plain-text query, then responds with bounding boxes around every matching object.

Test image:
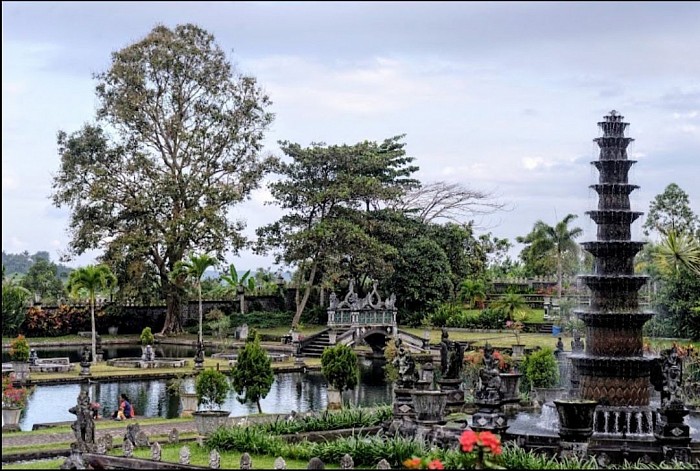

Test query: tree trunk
[90,298,97,364]
[256,399,262,414]
[160,284,185,335]
[198,283,203,345]
[292,261,318,328]
[557,252,563,300]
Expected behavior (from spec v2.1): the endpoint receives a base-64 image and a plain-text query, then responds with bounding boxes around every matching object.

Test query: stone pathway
[1,420,198,449]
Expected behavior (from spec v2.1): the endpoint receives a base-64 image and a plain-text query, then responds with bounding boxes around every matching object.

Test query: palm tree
[175,254,219,346]
[458,279,487,309]
[219,262,252,313]
[67,265,117,363]
[654,229,700,276]
[519,214,583,299]
[491,291,530,322]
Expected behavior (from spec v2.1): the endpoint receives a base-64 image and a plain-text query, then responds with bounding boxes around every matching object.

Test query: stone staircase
[299,330,331,357]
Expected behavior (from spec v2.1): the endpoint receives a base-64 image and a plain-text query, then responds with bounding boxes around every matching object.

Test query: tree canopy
[643,183,698,238]
[51,24,274,334]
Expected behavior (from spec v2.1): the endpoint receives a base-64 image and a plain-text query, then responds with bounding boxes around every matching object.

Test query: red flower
[477,431,502,455]
[427,459,444,470]
[459,430,479,452]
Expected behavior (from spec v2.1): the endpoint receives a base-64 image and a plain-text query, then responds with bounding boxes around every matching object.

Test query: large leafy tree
[173,253,218,346]
[517,214,583,298]
[67,265,117,363]
[20,257,66,303]
[230,330,274,413]
[256,136,418,327]
[643,183,698,237]
[51,24,273,335]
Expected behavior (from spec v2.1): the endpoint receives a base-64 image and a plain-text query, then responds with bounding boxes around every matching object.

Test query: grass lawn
[404,328,566,349]
[3,459,65,470]
[12,417,194,437]
[109,443,339,469]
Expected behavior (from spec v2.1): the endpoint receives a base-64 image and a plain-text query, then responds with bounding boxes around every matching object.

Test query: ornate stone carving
[340,453,354,469]
[392,337,418,389]
[179,445,190,465]
[168,428,179,444]
[307,457,325,469]
[209,449,221,469]
[273,456,287,469]
[122,438,133,457]
[376,459,391,469]
[240,452,252,469]
[150,442,161,461]
[476,343,503,402]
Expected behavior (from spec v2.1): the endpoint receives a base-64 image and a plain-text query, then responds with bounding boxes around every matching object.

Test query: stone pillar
[437,378,464,413]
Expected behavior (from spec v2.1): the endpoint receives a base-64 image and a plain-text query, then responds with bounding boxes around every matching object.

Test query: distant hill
[2,250,73,278]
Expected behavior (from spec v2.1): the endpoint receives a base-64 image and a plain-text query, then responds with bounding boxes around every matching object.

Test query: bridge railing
[327,308,397,328]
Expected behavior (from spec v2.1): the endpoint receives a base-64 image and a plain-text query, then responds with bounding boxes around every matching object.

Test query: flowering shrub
[9,335,30,362]
[403,430,504,469]
[505,320,524,345]
[2,374,32,409]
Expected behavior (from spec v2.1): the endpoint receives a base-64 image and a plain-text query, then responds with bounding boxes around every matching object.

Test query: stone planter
[108,326,119,336]
[2,407,22,429]
[192,410,231,436]
[10,361,30,383]
[499,372,523,403]
[411,390,447,425]
[327,388,342,410]
[179,393,198,416]
[511,344,526,358]
[554,399,598,440]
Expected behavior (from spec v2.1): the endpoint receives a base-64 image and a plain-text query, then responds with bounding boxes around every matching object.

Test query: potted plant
[2,373,31,430]
[321,344,359,410]
[193,369,231,435]
[554,399,598,440]
[506,312,525,358]
[9,335,31,383]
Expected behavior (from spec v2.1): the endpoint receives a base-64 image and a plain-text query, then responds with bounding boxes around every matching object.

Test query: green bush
[321,344,359,393]
[2,282,31,336]
[522,347,559,389]
[262,406,392,435]
[140,326,155,345]
[195,369,230,411]
[9,334,30,362]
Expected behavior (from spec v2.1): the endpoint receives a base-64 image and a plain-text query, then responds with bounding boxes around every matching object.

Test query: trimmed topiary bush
[321,344,359,393]
[140,326,155,346]
[230,329,274,413]
[522,347,559,389]
[195,368,230,411]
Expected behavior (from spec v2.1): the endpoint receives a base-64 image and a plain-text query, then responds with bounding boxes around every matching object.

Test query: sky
[2,1,700,272]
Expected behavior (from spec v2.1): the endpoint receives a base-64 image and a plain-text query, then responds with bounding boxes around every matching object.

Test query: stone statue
[392,337,418,388]
[571,330,584,352]
[179,446,191,465]
[210,449,221,469]
[340,454,354,469]
[274,457,287,469]
[68,387,95,452]
[144,344,154,362]
[476,343,503,403]
[555,337,565,358]
[80,346,91,365]
[660,345,684,409]
[29,348,39,366]
[329,292,338,309]
[194,340,205,368]
[439,328,464,380]
[240,453,252,469]
[151,442,162,461]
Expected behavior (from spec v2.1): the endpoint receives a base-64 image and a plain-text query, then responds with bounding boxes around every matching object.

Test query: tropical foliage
[66,264,116,363]
[2,276,31,336]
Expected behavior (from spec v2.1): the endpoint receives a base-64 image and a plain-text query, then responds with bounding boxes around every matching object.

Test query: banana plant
[220,263,252,313]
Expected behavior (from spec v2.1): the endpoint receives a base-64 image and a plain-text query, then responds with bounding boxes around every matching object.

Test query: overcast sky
[3,1,699,271]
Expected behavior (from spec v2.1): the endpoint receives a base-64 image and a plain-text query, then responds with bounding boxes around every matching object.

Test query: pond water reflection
[17,358,391,431]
